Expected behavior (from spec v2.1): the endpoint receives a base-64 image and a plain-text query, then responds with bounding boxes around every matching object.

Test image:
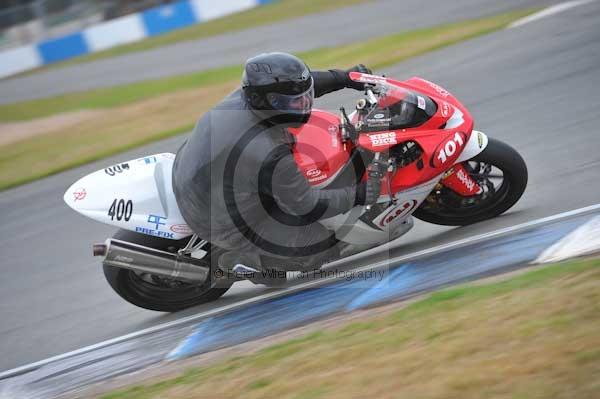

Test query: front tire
[413,137,527,226]
[103,230,232,312]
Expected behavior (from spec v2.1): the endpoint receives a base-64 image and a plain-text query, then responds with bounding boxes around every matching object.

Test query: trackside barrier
[0,0,272,79]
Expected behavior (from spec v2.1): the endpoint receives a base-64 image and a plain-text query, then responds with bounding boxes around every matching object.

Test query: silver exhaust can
[94,239,210,283]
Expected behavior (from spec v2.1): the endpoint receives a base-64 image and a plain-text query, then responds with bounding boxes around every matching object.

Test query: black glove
[345,64,373,90]
[347,64,373,75]
[354,178,381,206]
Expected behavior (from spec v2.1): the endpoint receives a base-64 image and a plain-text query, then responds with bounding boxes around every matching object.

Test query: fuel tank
[288,109,353,188]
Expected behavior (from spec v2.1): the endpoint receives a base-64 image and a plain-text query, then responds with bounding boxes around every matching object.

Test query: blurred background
[0,0,599,397]
[0,0,176,49]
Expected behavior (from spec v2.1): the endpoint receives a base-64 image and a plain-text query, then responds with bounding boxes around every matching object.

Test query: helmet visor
[265,80,314,115]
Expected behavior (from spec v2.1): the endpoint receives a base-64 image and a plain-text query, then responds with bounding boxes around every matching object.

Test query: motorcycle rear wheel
[413,137,527,226]
[103,229,232,312]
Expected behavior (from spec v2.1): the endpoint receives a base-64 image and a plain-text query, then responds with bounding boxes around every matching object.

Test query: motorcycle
[64,72,527,312]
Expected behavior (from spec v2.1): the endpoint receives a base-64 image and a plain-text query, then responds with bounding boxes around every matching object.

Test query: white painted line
[508,0,598,29]
[534,215,600,263]
[1,203,599,380]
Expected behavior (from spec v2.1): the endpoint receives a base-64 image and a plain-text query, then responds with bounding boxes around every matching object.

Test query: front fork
[440,130,489,197]
[441,163,482,196]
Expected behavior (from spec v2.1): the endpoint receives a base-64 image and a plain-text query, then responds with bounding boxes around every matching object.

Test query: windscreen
[362,86,437,132]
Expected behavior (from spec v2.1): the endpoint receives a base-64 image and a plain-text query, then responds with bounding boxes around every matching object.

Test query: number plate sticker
[431,131,467,168]
[108,199,133,222]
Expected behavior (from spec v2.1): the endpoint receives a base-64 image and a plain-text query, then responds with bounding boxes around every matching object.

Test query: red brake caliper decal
[441,163,482,196]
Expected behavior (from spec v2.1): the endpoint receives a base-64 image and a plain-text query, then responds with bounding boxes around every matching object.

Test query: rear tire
[413,137,527,226]
[103,230,232,312]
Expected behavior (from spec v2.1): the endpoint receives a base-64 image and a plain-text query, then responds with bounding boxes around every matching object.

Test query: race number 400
[108,199,133,222]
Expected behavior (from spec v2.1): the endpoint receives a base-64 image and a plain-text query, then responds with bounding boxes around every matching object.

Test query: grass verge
[0,65,242,121]
[100,258,600,399]
[15,0,370,76]
[0,9,536,190]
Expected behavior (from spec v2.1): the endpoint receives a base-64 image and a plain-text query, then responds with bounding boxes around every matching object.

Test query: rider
[172,52,382,282]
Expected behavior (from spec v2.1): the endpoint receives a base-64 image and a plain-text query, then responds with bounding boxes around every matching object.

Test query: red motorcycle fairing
[288,109,351,187]
[289,73,481,196]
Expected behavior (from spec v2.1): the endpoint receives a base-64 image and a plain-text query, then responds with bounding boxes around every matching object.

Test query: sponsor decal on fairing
[147,214,167,229]
[73,188,87,202]
[308,173,328,183]
[431,131,467,168]
[477,132,484,148]
[306,168,321,178]
[378,200,418,227]
[441,102,450,118]
[456,168,482,194]
[114,255,133,264]
[108,199,133,222]
[426,81,450,97]
[138,156,157,165]
[104,163,130,176]
[357,74,387,85]
[135,227,175,239]
[369,132,397,147]
[170,224,193,235]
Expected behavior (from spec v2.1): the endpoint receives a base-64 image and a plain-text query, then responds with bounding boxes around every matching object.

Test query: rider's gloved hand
[347,64,373,75]
[354,178,381,206]
[345,64,373,90]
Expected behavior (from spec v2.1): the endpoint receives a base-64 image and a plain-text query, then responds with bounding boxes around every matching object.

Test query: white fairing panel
[320,175,441,245]
[64,153,192,240]
[455,130,489,164]
[444,107,464,129]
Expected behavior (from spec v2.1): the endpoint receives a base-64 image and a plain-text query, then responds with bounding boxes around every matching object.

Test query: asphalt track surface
[0,0,560,103]
[1,0,600,372]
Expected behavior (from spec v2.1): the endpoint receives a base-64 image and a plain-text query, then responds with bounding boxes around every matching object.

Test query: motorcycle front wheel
[413,137,528,226]
[103,229,232,312]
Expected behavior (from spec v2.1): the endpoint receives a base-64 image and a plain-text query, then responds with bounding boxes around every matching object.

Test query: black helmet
[242,52,314,124]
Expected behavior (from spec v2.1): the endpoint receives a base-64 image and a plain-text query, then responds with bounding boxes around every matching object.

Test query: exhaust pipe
[93,239,210,283]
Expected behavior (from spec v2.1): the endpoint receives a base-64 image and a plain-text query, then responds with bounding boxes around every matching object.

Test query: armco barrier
[37,32,90,64]
[0,0,271,79]
[83,14,147,52]
[141,0,198,37]
[0,45,42,78]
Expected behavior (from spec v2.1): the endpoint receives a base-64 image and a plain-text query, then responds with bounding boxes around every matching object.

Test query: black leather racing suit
[172,70,360,271]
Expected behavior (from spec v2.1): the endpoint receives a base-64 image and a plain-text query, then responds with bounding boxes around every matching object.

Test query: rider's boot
[217,251,287,287]
[337,242,379,258]
[335,217,414,259]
